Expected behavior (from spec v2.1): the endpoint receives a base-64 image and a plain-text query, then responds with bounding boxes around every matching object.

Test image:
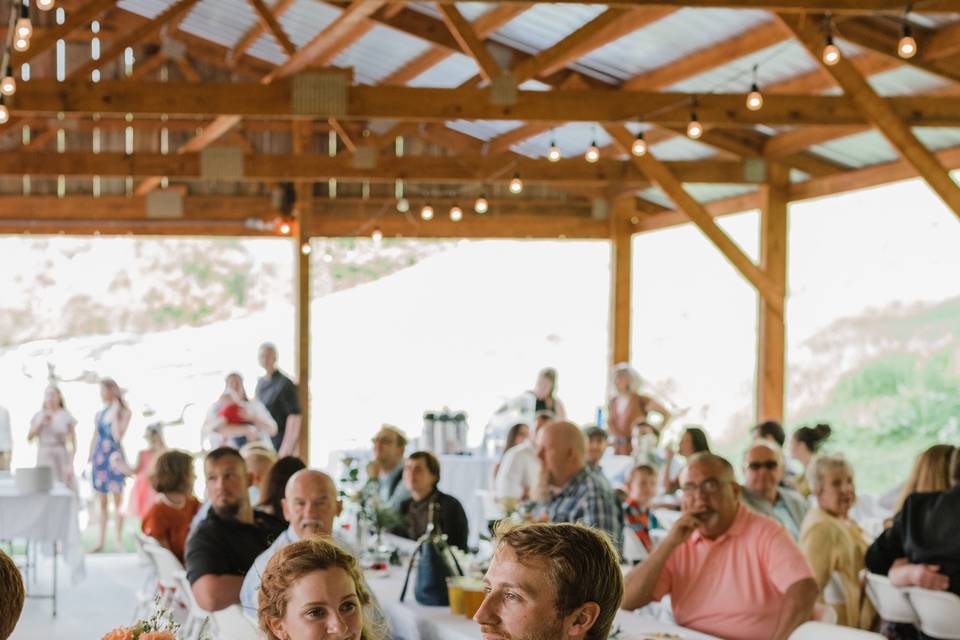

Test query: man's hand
[909,564,950,590]
[664,513,700,548]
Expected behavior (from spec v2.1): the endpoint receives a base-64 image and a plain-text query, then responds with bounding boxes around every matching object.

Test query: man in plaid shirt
[536,420,624,555]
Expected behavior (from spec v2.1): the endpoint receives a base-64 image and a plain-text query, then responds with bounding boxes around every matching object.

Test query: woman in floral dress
[87,378,131,552]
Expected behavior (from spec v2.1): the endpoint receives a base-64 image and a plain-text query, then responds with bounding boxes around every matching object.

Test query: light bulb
[16,17,32,40]
[36,0,55,10]
[322,253,333,263]
[1,74,15,97]
[898,26,917,59]
[585,141,600,163]
[14,37,29,52]
[371,227,382,243]
[686,114,703,140]
[449,206,463,222]
[396,197,409,213]
[0,104,8,125]
[420,204,434,221]
[474,195,488,214]
[278,222,291,235]
[746,84,763,111]
[631,133,647,157]
[822,36,840,66]
[300,242,312,255]
[509,174,523,194]
[547,142,561,162]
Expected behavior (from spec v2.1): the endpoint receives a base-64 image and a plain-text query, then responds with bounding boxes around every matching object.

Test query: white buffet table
[366,571,719,640]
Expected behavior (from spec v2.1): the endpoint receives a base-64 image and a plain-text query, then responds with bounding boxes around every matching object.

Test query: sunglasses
[747,461,779,471]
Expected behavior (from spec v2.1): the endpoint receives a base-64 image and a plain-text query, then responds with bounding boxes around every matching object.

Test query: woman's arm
[245,402,278,437]
[113,407,131,442]
[27,412,44,442]
[642,395,672,428]
[554,397,567,420]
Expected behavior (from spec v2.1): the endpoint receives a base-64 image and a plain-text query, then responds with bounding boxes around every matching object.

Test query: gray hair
[259,342,278,356]
[807,454,853,494]
[742,439,784,466]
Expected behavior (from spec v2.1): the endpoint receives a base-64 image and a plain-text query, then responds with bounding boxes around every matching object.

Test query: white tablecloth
[0,477,86,583]
[366,571,719,640]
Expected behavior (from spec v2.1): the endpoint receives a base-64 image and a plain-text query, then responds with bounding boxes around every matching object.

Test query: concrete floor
[11,553,144,639]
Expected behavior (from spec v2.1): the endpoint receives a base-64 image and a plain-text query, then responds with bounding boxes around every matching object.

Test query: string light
[14,36,29,52]
[584,141,600,163]
[509,174,523,194]
[744,64,763,111]
[278,221,291,235]
[474,194,489,214]
[36,0,56,10]
[631,131,647,157]
[396,197,409,213]
[300,242,312,255]
[0,99,8,125]
[898,23,917,59]
[547,140,561,162]
[16,3,32,40]
[1,67,16,97]
[822,35,841,66]
[420,204,434,221]
[371,227,382,243]
[686,112,703,140]
[449,205,463,222]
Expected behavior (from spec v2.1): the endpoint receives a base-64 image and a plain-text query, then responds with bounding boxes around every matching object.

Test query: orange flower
[139,632,177,640]
[101,629,133,640]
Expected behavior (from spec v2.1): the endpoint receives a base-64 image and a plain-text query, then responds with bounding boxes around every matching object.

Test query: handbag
[399,501,464,606]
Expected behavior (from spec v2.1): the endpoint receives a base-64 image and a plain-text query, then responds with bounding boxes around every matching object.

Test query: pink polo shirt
[653,505,813,640]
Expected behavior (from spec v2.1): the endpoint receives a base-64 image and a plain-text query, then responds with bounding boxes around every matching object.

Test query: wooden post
[293,120,312,462]
[755,162,790,423]
[609,201,633,366]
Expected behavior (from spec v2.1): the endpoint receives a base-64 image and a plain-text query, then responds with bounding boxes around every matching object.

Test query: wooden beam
[756,162,789,423]
[636,190,763,232]
[609,202,634,365]
[246,0,297,56]
[836,17,960,84]
[328,118,357,153]
[293,119,311,462]
[230,0,297,64]
[128,53,168,81]
[605,124,783,312]
[781,13,960,221]
[789,145,960,202]
[11,0,119,66]
[172,56,202,83]
[328,0,960,12]
[923,21,960,61]
[264,1,386,81]
[4,151,766,185]
[438,4,502,84]
[18,79,960,126]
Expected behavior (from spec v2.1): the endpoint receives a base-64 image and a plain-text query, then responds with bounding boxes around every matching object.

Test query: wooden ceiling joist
[15,79,960,127]
[332,1,960,12]
[246,0,297,56]
[782,13,960,221]
[3,152,769,186]
[231,0,298,65]
[10,0,119,67]
[438,4,502,83]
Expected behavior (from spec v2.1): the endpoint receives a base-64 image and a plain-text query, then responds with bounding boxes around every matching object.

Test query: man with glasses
[740,440,808,540]
[622,453,817,640]
[366,424,410,509]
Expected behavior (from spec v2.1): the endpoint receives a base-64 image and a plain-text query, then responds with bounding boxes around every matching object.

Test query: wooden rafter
[246,0,297,56]
[781,13,960,221]
[437,4,502,83]
[231,0,297,64]
[605,124,784,311]
[338,1,960,11]
[18,79,960,126]
[11,0,119,66]
[836,17,960,84]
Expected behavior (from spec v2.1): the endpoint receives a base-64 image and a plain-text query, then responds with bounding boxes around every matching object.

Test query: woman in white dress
[27,386,79,491]
[202,372,277,450]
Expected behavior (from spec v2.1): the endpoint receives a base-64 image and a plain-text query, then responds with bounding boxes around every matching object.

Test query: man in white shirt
[240,469,346,614]
[494,412,553,501]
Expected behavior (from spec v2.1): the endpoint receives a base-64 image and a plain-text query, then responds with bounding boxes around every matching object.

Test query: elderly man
[622,453,818,640]
[476,521,623,640]
[255,342,302,456]
[740,440,808,540]
[536,420,623,554]
[185,447,286,612]
[240,469,344,613]
[367,424,410,509]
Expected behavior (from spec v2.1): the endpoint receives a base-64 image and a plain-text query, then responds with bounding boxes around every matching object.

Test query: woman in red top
[140,449,200,562]
[606,363,671,455]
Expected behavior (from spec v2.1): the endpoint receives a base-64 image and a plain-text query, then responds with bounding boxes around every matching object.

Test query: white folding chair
[622,526,649,564]
[788,621,884,639]
[172,569,212,640]
[140,538,188,614]
[863,572,917,625]
[905,587,960,640]
[211,604,260,640]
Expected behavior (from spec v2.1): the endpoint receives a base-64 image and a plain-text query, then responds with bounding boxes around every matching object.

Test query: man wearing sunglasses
[622,452,817,640]
[740,440,809,540]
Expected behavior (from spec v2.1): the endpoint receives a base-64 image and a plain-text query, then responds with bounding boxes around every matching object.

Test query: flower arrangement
[101,601,208,640]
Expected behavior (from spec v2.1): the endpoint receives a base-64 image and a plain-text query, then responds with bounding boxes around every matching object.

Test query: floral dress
[91,410,126,495]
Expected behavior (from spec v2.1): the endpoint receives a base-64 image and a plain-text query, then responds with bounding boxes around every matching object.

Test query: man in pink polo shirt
[622,453,818,640]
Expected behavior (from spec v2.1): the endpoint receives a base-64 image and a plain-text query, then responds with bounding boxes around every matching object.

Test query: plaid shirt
[543,467,623,554]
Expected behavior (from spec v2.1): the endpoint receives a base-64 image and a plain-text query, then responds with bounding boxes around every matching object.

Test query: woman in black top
[865,447,960,595]
[391,451,469,551]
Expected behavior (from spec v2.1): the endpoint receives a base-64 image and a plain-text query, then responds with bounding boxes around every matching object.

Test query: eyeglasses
[747,461,779,471]
[680,478,727,496]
